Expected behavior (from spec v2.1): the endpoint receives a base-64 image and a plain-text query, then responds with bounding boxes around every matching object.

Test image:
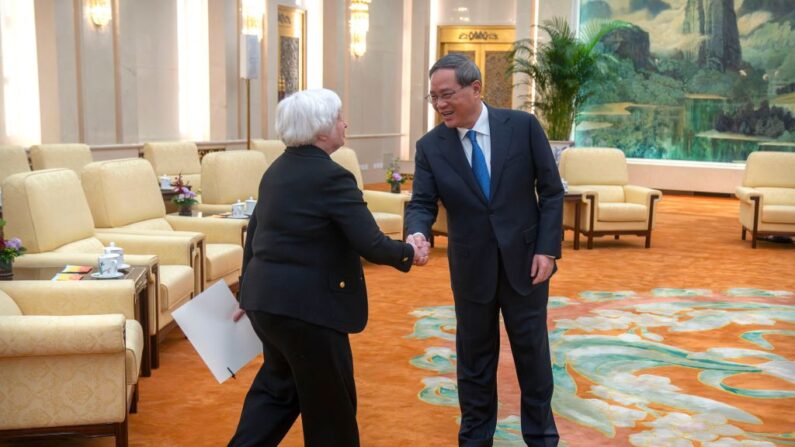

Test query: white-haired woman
[228,88,428,447]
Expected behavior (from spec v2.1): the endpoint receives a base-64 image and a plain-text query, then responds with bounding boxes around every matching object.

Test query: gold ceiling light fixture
[349,0,371,58]
[87,0,112,27]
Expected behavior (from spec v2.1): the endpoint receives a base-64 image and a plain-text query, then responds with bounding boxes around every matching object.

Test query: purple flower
[6,238,21,250]
[392,173,402,182]
[180,186,191,195]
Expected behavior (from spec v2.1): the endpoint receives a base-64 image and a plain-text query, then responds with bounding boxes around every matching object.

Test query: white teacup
[159,176,171,189]
[232,201,245,217]
[104,243,124,267]
[98,253,120,276]
[245,197,256,214]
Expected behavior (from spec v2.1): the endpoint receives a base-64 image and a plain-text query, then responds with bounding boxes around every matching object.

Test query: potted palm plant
[509,18,629,144]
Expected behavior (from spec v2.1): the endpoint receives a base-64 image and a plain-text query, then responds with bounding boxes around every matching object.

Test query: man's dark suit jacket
[239,145,414,333]
[405,106,564,303]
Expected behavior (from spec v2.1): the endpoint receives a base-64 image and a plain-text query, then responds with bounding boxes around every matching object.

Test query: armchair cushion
[29,144,92,173]
[330,147,365,189]
[371,212,403,236]
[82,158,167,228]
[250,139,287,164]
[0,291,22,316]
[159,265,194,311]
[0,145,30,185]
[143,141,202,191]
[205,244,244,284]
[3,169,98,253]
[559,147,628,185]
[577,185,625,203]
[200,150,267,205]
[598,203,648,222]
[754,187,795,206]
[743,151,795,188]
[763,205,795,224]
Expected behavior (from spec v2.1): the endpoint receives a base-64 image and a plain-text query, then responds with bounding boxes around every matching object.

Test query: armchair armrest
[624,185,663,206]
[13,252,158,270]
[0,314,126,357]
[0,281,136,319]
[735,186,761,204]
[166,215,248,245]
[363,190,410,215]
[95,231,201,266]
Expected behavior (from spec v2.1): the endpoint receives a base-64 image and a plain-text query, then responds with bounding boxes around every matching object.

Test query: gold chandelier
[349,0,371,57]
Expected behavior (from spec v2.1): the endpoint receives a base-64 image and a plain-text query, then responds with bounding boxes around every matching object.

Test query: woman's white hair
[275,88,342,147]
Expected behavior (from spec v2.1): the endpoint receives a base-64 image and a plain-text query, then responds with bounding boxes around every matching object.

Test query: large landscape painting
[576,0,795,162]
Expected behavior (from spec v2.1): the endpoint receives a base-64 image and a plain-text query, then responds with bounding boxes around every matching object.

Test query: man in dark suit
[229,88,428,447]
[405,54,563,446]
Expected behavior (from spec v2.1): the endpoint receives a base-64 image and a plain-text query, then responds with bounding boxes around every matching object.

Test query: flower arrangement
[0,219,26,271]
[386,161,406,186]
[170,174,198,207]
[386,161,407,193]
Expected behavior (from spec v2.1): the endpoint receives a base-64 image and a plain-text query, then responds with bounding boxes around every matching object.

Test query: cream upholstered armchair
[0,280,142,447]
[142,141,202,195]
[736,151,795,248]
[81,158,244,290]
[3,168,198,370]
[29,143,93,173]
[0,145,30,187]
[559,148,662,248]
[330,147,408,239]
[196,150,268,214]
[250,139,287,165]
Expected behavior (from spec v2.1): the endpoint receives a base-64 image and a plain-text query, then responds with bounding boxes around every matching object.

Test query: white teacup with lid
[245,196,256,214]
[104,242,127,269]
[232,200,245,217]
[97,253,120,277]
[159,175,172,189]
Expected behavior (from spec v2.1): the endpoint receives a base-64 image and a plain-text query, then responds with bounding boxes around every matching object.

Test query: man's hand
[407,232,430,266]
[530,254,555,285]
[232,306,246,322]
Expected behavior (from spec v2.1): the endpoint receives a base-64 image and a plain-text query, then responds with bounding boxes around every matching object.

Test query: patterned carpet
[408,288,795,446]
[2,194,793,446]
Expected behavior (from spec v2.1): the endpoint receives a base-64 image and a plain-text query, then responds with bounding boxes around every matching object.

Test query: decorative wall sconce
[241,0,264,40]
[88,0,112,27]
[349,0,371,58]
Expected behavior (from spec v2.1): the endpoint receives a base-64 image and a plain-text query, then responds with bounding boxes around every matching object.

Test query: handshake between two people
[406,233,431,266]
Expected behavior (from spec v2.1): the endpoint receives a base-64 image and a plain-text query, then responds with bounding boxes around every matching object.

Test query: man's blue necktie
[467,129,490,200]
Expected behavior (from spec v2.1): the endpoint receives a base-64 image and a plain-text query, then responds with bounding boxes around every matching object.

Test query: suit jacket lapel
[488,106,511,199]
[438,127,487,204]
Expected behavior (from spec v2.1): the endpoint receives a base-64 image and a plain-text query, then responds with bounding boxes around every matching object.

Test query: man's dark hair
[429,53,481,86]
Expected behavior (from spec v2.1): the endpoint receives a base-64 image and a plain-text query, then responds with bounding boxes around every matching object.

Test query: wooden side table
[563,192,583,250]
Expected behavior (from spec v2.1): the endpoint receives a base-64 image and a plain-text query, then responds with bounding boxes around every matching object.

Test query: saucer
[91,272,125,280]
[227,215,248,219]
[160,187,174,192]
[118,263,131,270]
